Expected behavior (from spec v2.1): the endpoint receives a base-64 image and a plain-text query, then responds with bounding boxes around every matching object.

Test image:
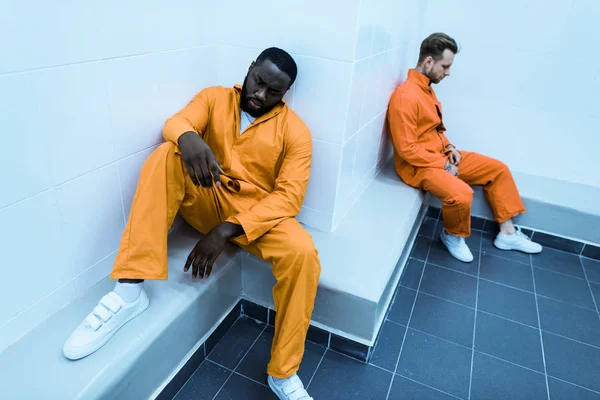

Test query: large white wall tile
[0,281,76,353]
[293,56,353,144]
[107,55,164,160]
[0,192,69,326]
[0,73,50,208]
[74,252,117,297]
[303,140,342,214]
[32,63,114,186]
[345,58,371,141]
[0,1,215,74]
[360,51,394,127]
[118,146,159,220]
[217,0,360,62]
[355,113,386,183]
[56,165,125,278]
[559,0,600,57]
[421,0,571,54]
[156,46,220,119]
[216,46,261,88]
[292,0,361,61]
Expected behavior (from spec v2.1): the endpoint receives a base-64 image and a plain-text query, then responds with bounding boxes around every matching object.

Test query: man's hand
[178,131,224,188]
[184,222,244,279]
[448,147,462,166]
[445,161,459,177]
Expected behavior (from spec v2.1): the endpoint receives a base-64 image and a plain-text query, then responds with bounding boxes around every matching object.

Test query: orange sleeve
[162,88,214,144]
[388,93,447,169]
[226,130,312,245]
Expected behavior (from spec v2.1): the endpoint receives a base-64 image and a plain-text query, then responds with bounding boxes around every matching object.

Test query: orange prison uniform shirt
[110,85,321,379]
[387,69,525,237]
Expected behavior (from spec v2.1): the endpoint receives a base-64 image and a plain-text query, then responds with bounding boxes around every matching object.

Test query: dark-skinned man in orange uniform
[63,47,319,400]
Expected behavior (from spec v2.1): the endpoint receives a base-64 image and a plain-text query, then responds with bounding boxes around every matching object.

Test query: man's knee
[448,186,473,207]
[280,231,321,276]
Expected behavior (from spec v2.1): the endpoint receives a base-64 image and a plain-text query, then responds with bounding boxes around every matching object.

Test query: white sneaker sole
[493,240,543,254]
[63,291,150,360]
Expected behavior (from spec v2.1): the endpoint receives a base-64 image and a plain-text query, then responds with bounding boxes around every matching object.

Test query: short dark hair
[418,33,459,64]
[256,47,298,86]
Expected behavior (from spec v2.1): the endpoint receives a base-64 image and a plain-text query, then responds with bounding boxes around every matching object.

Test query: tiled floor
[173,217,600,399]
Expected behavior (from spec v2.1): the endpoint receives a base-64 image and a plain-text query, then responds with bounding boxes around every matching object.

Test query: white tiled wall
[421,0,600,189]
[0,2,218,351]
[1,0,422,349]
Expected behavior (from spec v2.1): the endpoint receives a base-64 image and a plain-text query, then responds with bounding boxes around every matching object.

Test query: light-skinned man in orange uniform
[63,47,318,400]
[387,33,542,262]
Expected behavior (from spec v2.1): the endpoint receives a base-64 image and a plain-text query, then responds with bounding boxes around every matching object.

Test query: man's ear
[248,61,256,73]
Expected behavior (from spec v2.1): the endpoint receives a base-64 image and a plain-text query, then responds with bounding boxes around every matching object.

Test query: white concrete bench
[0,161,424,399]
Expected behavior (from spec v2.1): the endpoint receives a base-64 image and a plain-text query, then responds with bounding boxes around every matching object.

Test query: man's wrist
[178,131,199,145]
[214,221,244,240]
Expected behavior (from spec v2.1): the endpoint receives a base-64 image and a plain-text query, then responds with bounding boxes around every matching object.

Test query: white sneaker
[268,374,313,400]
[440,229,474,263]
[494,228,543,254]
[63,289,149,360]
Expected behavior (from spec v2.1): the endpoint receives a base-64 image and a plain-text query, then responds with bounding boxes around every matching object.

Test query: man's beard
[240,75,276,117]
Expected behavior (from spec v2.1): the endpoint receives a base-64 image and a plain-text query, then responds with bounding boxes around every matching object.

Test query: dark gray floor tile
[159,344,206,400]
[174,361,231,400]
[483,220,499,234]
[388,375,458,400]
[532,232,585,254]
[480,253,534,292]
[308,350,392,399]
[532,248,585,279]
[419,218,438,238]
[215,373,276,400]
[477,279,538,327]
[482,234,531,264]
[583,244,600,261]
[409,292,474,348]
[208,317,265,369]
[397,329,471,399]
[400,259,425,290]
[330,334,369,361]
[428,240,479,277]
[583,257,600,284]
[591,282,600,306]
[543,331,600,393]
[538,296,600,348]
[205,305,241,355]
[427,207,441,220]
[470,352,547,400]
[370,321,406,371]
[388,287,417,325]
[236,325,325,385]
[306,325,329,347]
[419,264,478,307]
[472,216,486,231]
[411,236,432,261]
[242,300,268,323]
[548,377,600,400]
[475,312,544,372]
[534,267,596,310]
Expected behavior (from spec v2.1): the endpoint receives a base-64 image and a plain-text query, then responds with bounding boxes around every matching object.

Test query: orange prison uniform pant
[110,142,320,378]
[403,151,525,237]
